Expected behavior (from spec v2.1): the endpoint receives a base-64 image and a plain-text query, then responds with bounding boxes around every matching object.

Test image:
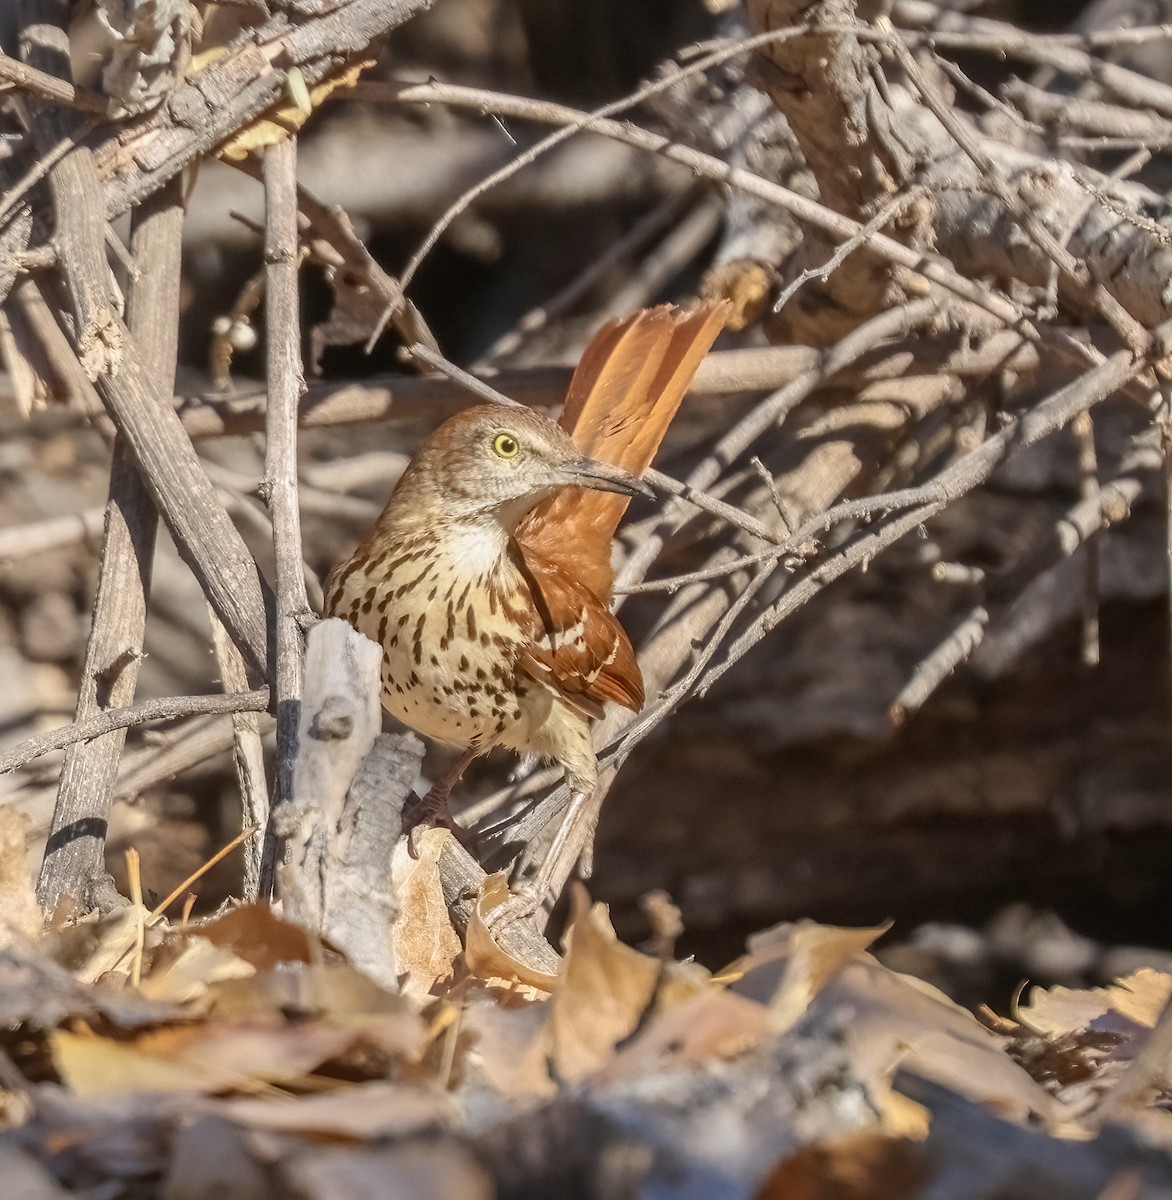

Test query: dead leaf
[137,934,255,1005]
[213,61,373,160]
[43,903,156,985]
[217,1082,453,1139]
[819,957,1056,1133]
[51,1020,361,1098]
[756,1131,927,1200]
[204,961,425,1060]
[1020,971,1172,1039]
[197,905,315,970]
[462,990,556,1100]
[465,873,559,994]
[277,1141,492,1200]
[0,807,41,946]
[728,920,891,1033]
[0,943,174,1030]
[598,987,771,1084]
[544,886,662,1082]
[391,830,463,996]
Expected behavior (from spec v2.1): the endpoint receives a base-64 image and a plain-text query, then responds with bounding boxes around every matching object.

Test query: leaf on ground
[197,905,316,970]
[391,829,464,996]
[597,987,771,1084]
[755,1131,927,1200]
[205,962,426,1061]
[277,1141,493,1200]
[816,957,1058,1132]
[543,886,663,1082]
[728,920,891,1034]
[217,1082,453,1140]
[43,903,155,985]
[1020,970,1172,1041]
[465,872,559,994]
[51,1020,362,1098]
[0,808,40,946]
[0,943,173,1030]
[137,934,255,1005]
[462,989,557,1100]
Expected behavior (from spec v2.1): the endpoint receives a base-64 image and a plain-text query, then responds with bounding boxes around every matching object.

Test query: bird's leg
[486,786,603,933]
[405,745,479,856]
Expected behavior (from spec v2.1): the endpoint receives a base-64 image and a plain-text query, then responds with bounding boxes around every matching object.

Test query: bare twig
[385,81,1026,329]
[475,187,703,365]
[882,26,1147,349]
[406,343,526,408]
[258,136,310,898]
[209,613,269,903]
[0,50,105,110]
[0,691,270,776]
[890,606,990,724]
[174,332,1045,439]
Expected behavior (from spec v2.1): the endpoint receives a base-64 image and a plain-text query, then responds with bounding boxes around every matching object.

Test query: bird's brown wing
[511,542,643,714]
[516,301,729,601]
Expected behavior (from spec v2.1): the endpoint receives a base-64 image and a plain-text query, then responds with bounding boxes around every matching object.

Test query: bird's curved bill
[564,457,654,500]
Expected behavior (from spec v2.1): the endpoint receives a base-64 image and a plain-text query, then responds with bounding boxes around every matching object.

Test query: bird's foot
[484,879,546,935]
[484,789,600,936]
[403,787,473,858]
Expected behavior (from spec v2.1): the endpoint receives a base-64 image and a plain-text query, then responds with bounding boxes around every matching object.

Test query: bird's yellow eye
[492,432,520,459]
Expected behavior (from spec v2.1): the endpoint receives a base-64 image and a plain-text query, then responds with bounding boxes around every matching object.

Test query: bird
[323,302,728,916]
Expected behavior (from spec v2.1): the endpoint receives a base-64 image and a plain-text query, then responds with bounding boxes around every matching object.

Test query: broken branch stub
[278,619,422,990]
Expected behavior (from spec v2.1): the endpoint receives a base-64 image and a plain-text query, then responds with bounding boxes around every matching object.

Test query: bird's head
[390,403,652,529]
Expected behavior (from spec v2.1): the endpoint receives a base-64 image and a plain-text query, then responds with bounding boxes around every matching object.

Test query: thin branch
[406,343,526,408]
[174,331,1046,440]
[883,25,1146,349]
[642,468,778,544]
[389,27,816,292]
[259,135,310,898]
[209,612,269,904]
[475,186,703,366]
[890,606,989,725]
[384,81,1026,329]
[0,50,105,109]
[0,691,270,776]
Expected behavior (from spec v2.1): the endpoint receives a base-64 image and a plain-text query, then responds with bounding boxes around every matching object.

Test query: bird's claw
[403,788,475,858]
[484,880,546,935]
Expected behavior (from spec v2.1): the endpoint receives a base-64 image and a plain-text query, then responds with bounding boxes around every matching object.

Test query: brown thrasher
[324,303,728,915]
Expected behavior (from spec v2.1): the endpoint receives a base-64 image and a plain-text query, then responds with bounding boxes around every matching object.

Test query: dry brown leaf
[756,1131,927,1200]
[821,957,1057,1132]
[203,962,426,1060]
[137,935,255,1005]
[1020,971,1172,1039]
[465,873,559,993]
[278,1141,492,1200]
[598,987,771,1084]
[51,1021,361,1098]
[728,920,891,1033]
[217,1082,453,1139]
[196,905,315,969]
[0,807,41,946]
[0,943,173,1030]
[43,903,155,985]
[543,886,662,1082]
[214,61,373,160]
[391,829,463,996]
[51,1029,230,1097]
[462,990,556,1100]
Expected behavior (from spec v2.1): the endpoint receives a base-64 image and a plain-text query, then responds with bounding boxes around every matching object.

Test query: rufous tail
[517,302,729,599]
